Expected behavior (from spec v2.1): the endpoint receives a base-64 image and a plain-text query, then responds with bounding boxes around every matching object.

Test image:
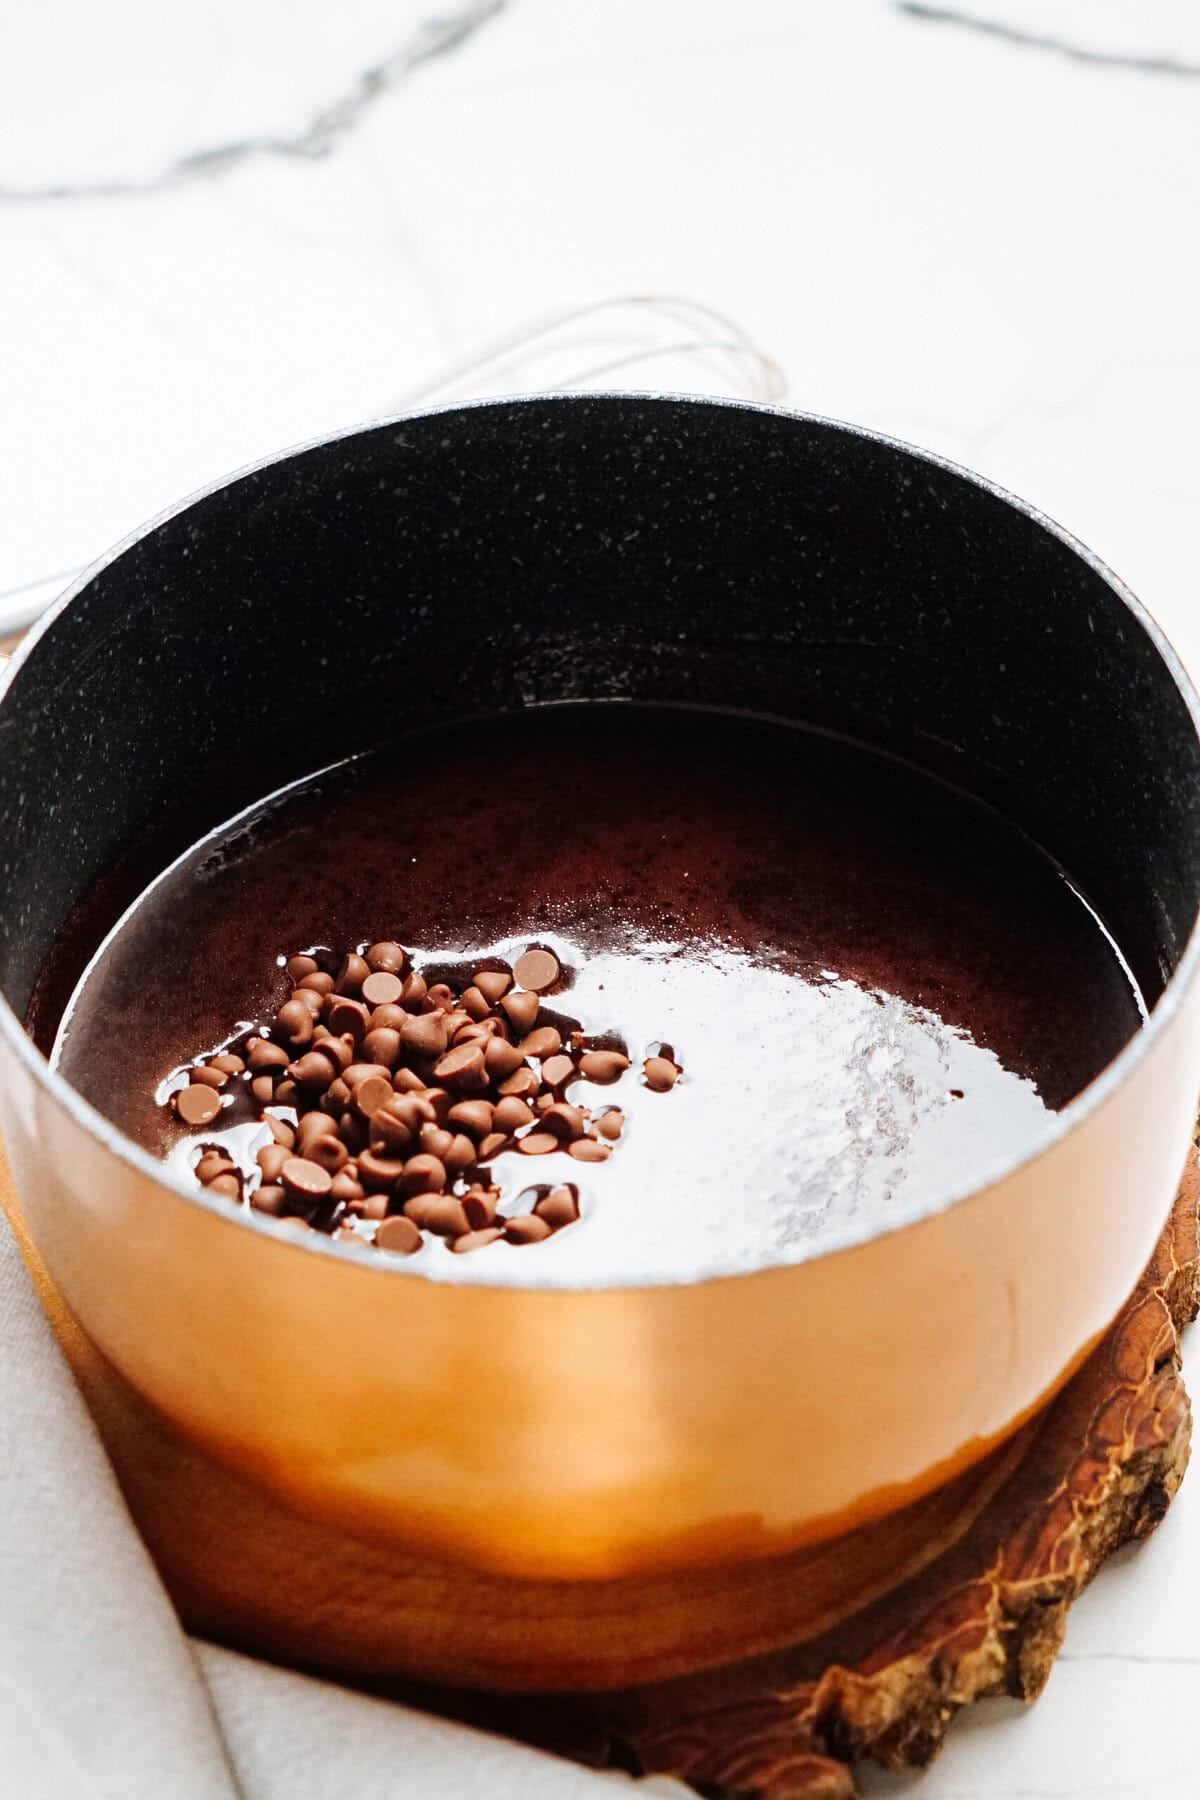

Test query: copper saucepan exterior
[1,396,1198,1585]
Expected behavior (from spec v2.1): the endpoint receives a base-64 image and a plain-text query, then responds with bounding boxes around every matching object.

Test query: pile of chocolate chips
[169,941,681,1255]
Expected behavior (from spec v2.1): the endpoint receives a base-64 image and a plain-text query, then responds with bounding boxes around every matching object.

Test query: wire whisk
[388,295,786,411]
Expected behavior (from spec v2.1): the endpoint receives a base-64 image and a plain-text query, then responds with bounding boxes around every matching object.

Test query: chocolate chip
[477,1131,508,1160]
[419,1086,453,1125]
[289,1051,338,1092]
[568,1138,611,1163]
[452,1018,491,1046]
[462,1189,498,1229]
[361,970,404,1008]
[325,1076,352,1112]
[287,954,319,981]
[248,1040,289,1074]
[400,971,428,1010]
[461,985,491,1021]
[399,1152,447,1194]
[483,1036,525,1083]
[361,1027,402,1070]
[432,1042,487,1089]
[596,1108,624,1141]
[209,1052,246,1076]
[499,989,540,1035]
[250,1184,289,1216]
[176,1082,223,1125]
[315,1034,354,1074]
[281,1157,333,1203]
[643,1055,679,1091]
[447,1099,494,1139]
[578,1050,630,1084]
[403,1193,469,1238]
[401,1012,450,1061]
[276,998,315,1049]
[497,1066,539,1099]
[518,1132,559,1157]
[264,1116,296,1149]
[392,1066,428,1095]
[520,1025,562,1060]
[419,1124,455,1161]
[255,1143,292,1182]
[327,997,372,1041]
[370,1002,409,1034]
[375,1215,422,1255]
[353,1074,395,1120]
[195,1149,235,1184]
[535,1185,580,1228]
[473,969,512,1004]
[357,1148,409,1190]
[297,1113,339,1155]
[336,952,371,996]
[514,947,560,993]
[297,971,335,997]
[372,1095,424,1151]
[539,1054,575,1089]
[504,1213,553,1245]
[344,1061,393,1087]
[366,941,407,975]
[542,1102,586,1142]
[451,1227,505,1254]
[339,1111,370,1154]
[444,1133,477,1177]
[493,1094,535,1133]
[189,1064,227,1091]
[331,1170,366,1205]
[307,1135,349,1175]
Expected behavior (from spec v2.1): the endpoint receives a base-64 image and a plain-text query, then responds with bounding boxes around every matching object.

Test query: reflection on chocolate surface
[47,705,1143,1283]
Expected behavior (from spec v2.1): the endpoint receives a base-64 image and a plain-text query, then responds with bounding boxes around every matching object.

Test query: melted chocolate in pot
[45,707,1143,1284]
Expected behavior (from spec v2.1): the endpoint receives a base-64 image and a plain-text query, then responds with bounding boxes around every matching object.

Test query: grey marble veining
[895,2,1200,76]
[0,0,507,202]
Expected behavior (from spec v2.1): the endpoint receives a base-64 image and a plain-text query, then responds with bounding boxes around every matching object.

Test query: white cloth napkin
[0,1212,683,1800]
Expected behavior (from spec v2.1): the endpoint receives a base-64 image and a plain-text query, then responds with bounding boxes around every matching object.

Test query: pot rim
[3,392,1199,1291]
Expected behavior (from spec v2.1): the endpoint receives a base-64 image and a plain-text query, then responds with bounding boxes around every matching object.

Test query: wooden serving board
[4,1144,1197,1799]
[523,1153,1199,1797]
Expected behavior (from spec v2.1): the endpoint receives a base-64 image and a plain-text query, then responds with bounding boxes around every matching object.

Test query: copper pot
[1,398,1198,1670]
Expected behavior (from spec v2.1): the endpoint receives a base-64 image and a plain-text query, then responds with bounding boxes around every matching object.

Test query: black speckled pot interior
[1,395,1199,1039]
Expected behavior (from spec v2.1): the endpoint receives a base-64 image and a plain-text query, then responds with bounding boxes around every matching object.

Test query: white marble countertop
[3,2,1200,1793]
